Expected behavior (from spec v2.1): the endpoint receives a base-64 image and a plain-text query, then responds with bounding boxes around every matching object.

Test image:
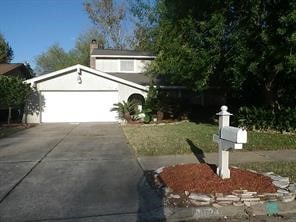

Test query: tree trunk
[263,83,274,108]
[124,112,132,123]
[7,106,12,125]
[157,111,164,121]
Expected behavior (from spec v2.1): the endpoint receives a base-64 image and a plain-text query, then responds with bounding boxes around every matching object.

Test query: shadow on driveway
[137,171,165,222]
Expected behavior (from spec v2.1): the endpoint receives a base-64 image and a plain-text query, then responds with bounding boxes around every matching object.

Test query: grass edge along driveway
[123,122,296,156]
[0,126,24,139]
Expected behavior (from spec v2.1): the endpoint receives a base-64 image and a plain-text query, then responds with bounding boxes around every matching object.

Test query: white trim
[25,64,149,91]
[91,55,155,59]
[25,65,78,83]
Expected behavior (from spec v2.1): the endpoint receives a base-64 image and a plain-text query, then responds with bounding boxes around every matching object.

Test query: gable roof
[91,49,155,58]
[0,63,32,79]
[0,63,24,75]
[25,64,148,91]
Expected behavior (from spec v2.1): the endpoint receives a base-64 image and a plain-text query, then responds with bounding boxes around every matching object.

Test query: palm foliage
[111,100,139,122]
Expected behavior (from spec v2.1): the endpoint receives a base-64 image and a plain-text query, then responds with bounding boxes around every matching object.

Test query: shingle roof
[0,63,24,75]
[91,49,155,57]
[108,73,151,86]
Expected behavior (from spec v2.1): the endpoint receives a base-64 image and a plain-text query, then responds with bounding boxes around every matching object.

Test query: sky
[0,0,93,69]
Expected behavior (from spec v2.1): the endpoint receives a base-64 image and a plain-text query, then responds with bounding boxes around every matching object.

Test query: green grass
[123,122,296,155]
[246,130,296,151]
[236,161,296,182]
[0,126,23,139]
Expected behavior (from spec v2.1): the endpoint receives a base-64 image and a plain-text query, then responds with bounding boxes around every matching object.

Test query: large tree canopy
[0,33,13,63]
[129,0,158,50]
[70,28,105,66]
[35,28,104,74]
[84,0,158,50]
[147,0,296,107]
[148,1,225,90]
[224,0,296,107]
[35,44,73,74]
[84,0,129,49]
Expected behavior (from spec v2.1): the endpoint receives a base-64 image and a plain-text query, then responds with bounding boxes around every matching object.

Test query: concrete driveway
[0,124,163,222]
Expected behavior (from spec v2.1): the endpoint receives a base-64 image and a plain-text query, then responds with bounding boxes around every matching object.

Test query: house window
[120,60,134,72]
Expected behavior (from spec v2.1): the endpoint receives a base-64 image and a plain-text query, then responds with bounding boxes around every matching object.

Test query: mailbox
[213,105,248,179]
[220,126,247,144]
[213,133,243,150]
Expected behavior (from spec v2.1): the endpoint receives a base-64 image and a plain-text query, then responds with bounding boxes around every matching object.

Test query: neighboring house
[23,40,155,123]
[0,63,32,80]
[0,63,33,123]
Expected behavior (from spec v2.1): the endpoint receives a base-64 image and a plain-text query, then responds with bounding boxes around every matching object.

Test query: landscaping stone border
[154,167,296,208]
[140,120,189,127]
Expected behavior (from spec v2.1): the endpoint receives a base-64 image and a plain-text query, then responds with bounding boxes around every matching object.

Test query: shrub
[142,107,152,123]
[0,76,32,124]
[144,86,189,120]
[237,106,296,132]
[111,101,138,122]
[274,107,296,132]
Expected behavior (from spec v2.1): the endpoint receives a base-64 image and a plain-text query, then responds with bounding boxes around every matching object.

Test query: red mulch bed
[159,163,277,194]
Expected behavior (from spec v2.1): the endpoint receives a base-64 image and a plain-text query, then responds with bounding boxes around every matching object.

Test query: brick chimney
[90,39,97,69]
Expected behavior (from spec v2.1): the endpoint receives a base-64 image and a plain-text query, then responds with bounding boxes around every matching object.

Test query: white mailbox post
[213,105,247,179]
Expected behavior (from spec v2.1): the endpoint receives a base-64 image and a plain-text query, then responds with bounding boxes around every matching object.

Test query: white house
[23,41,155,123]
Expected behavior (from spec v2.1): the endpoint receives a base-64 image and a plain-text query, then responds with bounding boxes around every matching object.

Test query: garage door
[41,91,118,123]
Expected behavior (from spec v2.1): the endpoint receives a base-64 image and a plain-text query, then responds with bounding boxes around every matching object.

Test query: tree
[35,28,104,74]
[0,33,13,63]
[148,0,225,91]
[148,0,296,107]
[84,0,129,48]
[0,76,32,124]
[24,62,35,79]
[69,28,105,65]
[220,0,296,107]
[128,0,158,50]
[35,44,73,74]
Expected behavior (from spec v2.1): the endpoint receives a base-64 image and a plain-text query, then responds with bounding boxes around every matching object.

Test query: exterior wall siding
[36,70,118,91]
[95,59,151,73]
[118,83,147,103]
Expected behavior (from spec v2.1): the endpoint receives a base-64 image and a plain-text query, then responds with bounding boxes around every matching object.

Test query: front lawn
[123,122,296,155]
[236,161,296,182]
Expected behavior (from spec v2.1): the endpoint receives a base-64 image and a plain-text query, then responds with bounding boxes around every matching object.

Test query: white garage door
[41,91,118,123]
